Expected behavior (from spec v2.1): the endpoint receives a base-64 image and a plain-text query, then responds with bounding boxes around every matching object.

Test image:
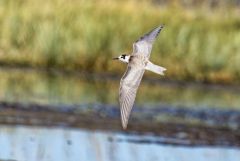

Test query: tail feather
[145,61,166,75]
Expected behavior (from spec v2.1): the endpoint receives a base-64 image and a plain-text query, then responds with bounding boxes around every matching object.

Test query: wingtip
[122,123,128,130]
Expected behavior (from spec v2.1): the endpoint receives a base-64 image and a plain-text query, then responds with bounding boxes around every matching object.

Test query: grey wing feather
[119,84,137,129]
[119,66,145,129]
[133,25,164,57]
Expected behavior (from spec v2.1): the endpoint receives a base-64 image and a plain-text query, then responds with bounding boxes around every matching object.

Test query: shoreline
[0,101,239,147]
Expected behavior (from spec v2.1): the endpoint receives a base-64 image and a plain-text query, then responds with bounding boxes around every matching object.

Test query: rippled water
[0,125,239,161]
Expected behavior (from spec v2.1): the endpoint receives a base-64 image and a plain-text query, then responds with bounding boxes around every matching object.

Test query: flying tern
[113,25,166,129]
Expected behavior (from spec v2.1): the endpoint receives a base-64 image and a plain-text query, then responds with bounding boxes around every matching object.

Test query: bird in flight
[113,25,166,129]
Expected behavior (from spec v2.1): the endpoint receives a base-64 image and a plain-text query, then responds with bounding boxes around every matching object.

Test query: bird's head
[112,54,130,63]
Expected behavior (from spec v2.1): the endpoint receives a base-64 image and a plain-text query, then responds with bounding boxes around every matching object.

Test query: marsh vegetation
[0,0,240,84]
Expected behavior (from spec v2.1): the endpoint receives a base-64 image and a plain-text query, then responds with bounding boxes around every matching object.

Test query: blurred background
[0,0,240,161]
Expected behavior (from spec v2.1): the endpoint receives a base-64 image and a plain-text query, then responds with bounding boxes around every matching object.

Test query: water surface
[1,68,240,109]
[0,67,240,161]
[0,125,239,161]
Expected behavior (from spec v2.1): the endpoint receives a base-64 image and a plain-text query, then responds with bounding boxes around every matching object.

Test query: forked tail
[145,61,166,75]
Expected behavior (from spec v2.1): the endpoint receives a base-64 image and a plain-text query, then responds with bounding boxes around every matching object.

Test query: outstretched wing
[119,66,145,129]
[133,25,164,58]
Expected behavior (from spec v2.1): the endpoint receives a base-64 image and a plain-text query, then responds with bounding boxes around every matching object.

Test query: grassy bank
[0,0,240,84]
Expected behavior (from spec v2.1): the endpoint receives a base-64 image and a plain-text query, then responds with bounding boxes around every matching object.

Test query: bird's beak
[112,57,118,60]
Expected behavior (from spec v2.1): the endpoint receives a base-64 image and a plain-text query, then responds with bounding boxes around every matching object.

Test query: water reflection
[0,125,239,161]
[1,68,240,109]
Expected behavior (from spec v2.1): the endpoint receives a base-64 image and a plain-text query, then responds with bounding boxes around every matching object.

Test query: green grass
[0,0,240,84]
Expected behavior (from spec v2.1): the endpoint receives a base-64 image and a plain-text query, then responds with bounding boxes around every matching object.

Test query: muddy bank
[0,101,239,147]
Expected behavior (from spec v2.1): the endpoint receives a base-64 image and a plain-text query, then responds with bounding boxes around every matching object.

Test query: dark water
[0,67,240,161]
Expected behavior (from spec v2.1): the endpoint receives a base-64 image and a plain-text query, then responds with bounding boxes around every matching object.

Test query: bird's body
[129,54,148,68]
[113,25,166,129]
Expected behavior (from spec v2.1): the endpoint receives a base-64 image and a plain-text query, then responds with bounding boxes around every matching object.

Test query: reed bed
[0,0,240,84]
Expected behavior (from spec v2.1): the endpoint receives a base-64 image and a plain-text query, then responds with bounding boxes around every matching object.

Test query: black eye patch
[121,55,126,59]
